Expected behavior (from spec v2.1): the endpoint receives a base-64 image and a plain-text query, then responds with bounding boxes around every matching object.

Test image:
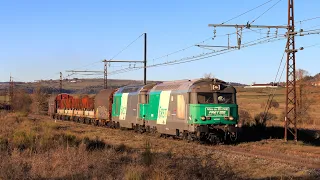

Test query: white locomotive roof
[150,78,226,92]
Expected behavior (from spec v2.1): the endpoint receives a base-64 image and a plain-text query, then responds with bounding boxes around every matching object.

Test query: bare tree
[295,68,314,124]
[11,89,32,115]
[296,68,309,81]
[32,85,49,115]
[203,73,214,79]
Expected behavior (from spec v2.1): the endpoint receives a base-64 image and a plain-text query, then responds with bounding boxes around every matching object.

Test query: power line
[82,30,320,80]
[249,0,283,24]
[59,33,144,80]
[150,28,276,64]
[263,41,287,119]
[150,3,320,65]
[221,0,275,24]
[66,18,319,81]
[298,16,320,23]
[111,36,283,74]
[109,33,144,61]
[107,35,286,76]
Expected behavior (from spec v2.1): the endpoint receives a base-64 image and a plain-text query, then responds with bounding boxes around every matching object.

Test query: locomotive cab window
[216,93,234,104]
[197,92,214,104]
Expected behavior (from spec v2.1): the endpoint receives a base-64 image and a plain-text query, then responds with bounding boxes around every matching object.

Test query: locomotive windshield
[197,92,214,104]
[217,93,233,104]
[197,92,234,104]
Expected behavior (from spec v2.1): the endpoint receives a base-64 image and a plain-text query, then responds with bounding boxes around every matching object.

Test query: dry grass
[0,114,317,179]
[0,114,243,180]
[0,95,8,102]
[236,86,320,128]
[0,114,319,179]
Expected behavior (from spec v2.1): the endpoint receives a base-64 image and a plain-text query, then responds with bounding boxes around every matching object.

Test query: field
[0,112,319,180]
[236,86,320,129]
[0,95,8,103]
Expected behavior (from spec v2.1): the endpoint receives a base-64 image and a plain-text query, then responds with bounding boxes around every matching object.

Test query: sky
[0,0,320,85]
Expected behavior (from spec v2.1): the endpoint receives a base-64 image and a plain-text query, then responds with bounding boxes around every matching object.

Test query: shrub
[260,100,279,109]
[31,86,49,115]
[254,112,277,128]
[141,140,153,166]
[11,89,32,115]
[238,110,252,126]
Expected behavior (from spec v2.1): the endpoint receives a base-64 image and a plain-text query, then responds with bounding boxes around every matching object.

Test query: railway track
[34,115,320,170]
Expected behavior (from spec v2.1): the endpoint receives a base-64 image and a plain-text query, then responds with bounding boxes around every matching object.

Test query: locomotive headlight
[229,116,234,120]
[201,116,206,121]
[212,84,220,90]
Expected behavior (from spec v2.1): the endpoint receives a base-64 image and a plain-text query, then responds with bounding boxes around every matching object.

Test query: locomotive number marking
[205,107,230,117]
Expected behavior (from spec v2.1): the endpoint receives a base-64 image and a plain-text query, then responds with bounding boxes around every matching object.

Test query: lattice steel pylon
[60,72,62,93]
[104,61,107,89]
[9,75,14,110]
[284,0,297,142]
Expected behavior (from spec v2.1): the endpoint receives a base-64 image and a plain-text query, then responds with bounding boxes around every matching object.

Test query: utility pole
[9,74,13,111]
[144,33,147,85]
[101,59,145,89]
[66,33,148,89]
[60,72,62,93]
[104,61,107,89]
[208,0,297,141]
[284,0,297,142]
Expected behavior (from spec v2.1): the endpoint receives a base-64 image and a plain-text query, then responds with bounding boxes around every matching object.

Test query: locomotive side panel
[146,91,190,136]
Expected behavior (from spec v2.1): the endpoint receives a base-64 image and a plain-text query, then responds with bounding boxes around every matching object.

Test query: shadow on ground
[238,125,320,146]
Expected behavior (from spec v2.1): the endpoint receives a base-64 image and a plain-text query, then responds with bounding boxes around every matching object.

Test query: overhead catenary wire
[149,11,320,65]
[262,42,287,120]
[249,0,283,25]
[298,16,320,23]
[49,5,320,82]
[109,33,144,61]
[93,27,320,84]
[58,33,145,80]
[150,16,320,66]
[158,29,320,68]
[106,35,287,76]
[47,22,317,82]
[108,36,286,76]
[221,0,275,24]
[150,28,276,64]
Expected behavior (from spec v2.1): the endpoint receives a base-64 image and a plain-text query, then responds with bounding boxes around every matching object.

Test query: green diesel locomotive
[111,78,238,144]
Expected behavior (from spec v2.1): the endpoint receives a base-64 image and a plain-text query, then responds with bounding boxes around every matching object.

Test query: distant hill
[0,78,247,94]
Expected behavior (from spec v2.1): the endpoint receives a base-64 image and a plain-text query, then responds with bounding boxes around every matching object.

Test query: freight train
[48,78,239,144]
